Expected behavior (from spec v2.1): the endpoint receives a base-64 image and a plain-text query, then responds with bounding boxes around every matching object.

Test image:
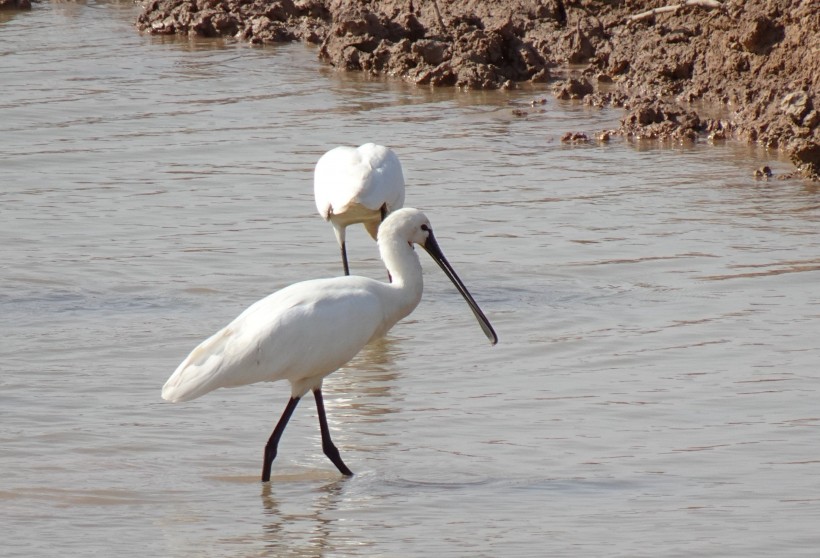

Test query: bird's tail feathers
[161,327,235,402]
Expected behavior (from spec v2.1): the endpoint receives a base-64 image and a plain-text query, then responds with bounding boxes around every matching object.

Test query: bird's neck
[380,237,424,315]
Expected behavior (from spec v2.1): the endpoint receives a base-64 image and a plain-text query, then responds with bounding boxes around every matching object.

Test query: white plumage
[162,279,393,403]
[162,208,496,480]
[314,143,405,275]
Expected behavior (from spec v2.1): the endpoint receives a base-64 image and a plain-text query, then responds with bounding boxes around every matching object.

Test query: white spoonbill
[314,143,405,275]
[162,208,497,481]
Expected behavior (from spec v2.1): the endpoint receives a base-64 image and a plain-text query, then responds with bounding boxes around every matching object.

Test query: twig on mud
[628,0,722,22]
[430,0,447,33]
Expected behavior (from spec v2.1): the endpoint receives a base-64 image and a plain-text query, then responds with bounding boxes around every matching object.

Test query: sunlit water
[2,1,820,556]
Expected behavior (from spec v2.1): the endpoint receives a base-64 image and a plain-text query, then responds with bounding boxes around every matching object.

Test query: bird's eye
[421,224,430,232]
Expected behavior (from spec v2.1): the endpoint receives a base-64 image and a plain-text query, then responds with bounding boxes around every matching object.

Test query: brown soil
[134,0,819,179]
[0,0,32,9]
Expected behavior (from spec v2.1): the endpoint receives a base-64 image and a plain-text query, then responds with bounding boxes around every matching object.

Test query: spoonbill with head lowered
[314,143,405,275]
[162,208,497,481]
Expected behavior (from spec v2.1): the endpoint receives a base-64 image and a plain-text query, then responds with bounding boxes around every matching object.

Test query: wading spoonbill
[314,143,405,275]
[162,208,497,481]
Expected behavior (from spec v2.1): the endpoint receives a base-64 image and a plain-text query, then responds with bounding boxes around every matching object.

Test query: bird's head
[379,207,433,249]
[378,207,498,346]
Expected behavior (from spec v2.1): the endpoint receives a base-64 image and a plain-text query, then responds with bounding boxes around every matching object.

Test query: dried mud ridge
[133,0,818,179]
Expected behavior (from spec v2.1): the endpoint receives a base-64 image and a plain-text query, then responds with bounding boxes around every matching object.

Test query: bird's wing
[162,278,388,402]
[355,143,406,213]
[314,144,405,218]
[314,146,359,219]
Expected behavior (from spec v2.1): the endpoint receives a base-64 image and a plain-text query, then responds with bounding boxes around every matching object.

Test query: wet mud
[128,1,816,179]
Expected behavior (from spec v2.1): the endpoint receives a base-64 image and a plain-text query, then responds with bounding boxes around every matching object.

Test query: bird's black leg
[262,396,300,482]
[380,204,393,283]
[340,242,350,276]
[313,388,353,476]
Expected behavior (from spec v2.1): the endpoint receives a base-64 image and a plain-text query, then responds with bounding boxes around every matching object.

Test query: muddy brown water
[2,1,820,556]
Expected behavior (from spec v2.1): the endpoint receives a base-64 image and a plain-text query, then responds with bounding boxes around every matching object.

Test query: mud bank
[0,0,32,9]
[135,0,819,179]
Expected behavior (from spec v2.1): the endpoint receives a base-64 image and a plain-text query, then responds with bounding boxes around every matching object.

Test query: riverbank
[133,0,819,179]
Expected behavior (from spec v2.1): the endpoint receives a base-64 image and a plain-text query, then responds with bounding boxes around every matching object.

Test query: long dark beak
[422,230,498,345]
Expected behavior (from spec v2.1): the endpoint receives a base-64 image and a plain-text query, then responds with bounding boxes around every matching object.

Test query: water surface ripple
[2,2,819,557]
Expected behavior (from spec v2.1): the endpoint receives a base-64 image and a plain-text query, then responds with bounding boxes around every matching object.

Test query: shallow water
[2,1,820,556]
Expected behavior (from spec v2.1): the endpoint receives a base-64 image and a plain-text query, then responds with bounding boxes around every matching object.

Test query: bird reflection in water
[314,335,408,469]
[325,336,406,417]
[259,476,350,556]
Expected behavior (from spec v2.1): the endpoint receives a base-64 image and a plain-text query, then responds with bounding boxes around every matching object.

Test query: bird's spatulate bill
[422,231,498,345]
[163,208,495,480]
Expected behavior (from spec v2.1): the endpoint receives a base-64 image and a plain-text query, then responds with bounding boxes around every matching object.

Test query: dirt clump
[135,0,820,179]
[135,0,328,43]
[561,131,591,144]
[554,77,594,100]
[0,0,31,9]
[620,97,704,142]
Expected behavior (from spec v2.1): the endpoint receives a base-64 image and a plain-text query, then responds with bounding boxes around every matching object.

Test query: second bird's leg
[313,388,353,476]
[340,242,350,276]
[262,396,300,482]
[380,204,393,283]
